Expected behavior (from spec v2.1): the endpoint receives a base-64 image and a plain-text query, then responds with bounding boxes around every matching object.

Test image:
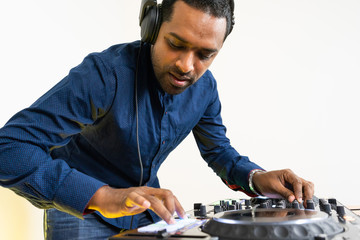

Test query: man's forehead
[163,1,226,48]
[168,1,226,27]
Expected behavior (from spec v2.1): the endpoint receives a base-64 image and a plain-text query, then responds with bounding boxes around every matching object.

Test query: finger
[173,196,187,219]
[127,192,151,209]
[148,195,175,224]
[277,184,296,203]
[153,189,186,219]
[149,188,182,219]
[302,180,314,202]
[290,179,303,203]
[122,192,151,216]
[161,190,176,216]
[283,170,303,203]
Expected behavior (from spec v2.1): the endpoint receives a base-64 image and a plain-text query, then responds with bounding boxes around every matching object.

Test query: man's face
[151,1,227,95]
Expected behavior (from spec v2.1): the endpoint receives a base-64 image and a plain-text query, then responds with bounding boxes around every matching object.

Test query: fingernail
[169,217,176,224]
[143,200,151,208]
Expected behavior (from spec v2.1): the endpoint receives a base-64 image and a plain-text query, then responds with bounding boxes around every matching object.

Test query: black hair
[161,0,235,41]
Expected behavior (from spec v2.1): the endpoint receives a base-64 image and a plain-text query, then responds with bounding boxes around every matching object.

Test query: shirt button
[165,111,168,115]
[162,140,165,144]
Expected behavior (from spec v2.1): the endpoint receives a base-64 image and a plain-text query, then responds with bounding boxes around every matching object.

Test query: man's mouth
[169,73,190,88]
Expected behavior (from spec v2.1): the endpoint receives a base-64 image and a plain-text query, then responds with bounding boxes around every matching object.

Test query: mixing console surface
[109,197,360,240]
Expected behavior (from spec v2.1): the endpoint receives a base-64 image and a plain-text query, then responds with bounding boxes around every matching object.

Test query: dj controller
[109,197,360,240]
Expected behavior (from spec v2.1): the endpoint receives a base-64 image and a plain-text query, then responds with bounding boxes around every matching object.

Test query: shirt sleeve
[0,53,116,218]
[192,78,265,196]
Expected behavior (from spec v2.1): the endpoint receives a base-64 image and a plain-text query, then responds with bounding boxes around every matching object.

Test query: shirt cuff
[53,169,106,219]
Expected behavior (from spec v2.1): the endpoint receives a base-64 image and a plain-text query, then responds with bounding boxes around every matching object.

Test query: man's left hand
[251,169,314,204]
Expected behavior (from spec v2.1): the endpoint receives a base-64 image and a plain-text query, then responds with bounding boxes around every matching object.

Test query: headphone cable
[130,40,145,230]
[135,41,144,187]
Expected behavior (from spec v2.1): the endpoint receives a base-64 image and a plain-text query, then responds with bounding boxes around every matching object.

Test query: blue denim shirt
[0,41,263,229]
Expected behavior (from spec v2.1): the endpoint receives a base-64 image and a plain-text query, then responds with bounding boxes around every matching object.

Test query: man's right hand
[86,185,186,224]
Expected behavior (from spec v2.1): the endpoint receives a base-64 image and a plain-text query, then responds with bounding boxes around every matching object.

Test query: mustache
[170,67,195,81]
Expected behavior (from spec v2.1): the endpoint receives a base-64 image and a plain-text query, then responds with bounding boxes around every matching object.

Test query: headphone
[139,0,162,44]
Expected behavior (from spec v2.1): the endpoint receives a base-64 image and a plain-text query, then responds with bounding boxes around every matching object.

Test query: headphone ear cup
[140,4,161,44]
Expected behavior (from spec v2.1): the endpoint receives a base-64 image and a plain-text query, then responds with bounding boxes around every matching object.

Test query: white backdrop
[1,1,359,239]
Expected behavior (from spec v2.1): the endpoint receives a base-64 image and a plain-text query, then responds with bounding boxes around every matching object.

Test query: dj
[0,0,314,239]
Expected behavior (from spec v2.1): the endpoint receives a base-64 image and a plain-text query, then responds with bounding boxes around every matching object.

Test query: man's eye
[198,53,212,60]
[168,41,183,49]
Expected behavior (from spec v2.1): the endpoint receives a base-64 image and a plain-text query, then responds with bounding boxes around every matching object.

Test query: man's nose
[175,51,195,74]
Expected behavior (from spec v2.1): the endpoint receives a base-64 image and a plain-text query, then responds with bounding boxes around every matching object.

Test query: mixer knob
[228,205,236,210]
[319,198,327,205]
[245,199,251,209]
[322,203,332,215]
[306,200,315,210]
[314,234,328,240]
[266,199,273,208]
[199,205,207,217]
[328,198,337,210]
[194,203,206,217]
[275,200,286,209]
[219,200,227,211]
[319,198,327,211]
[259,202,268,208]
[328,198,337,205]
[194,203,202,210]
[224,201,230,210]
[236,202,242,210]
[214,205,222,214]
[292,200,300,209]
[336,205,345,217]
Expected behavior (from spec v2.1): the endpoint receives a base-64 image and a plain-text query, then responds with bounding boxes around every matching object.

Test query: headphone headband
[139,0,157,26]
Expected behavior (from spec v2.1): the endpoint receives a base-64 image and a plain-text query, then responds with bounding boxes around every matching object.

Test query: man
[0,0,314,239]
